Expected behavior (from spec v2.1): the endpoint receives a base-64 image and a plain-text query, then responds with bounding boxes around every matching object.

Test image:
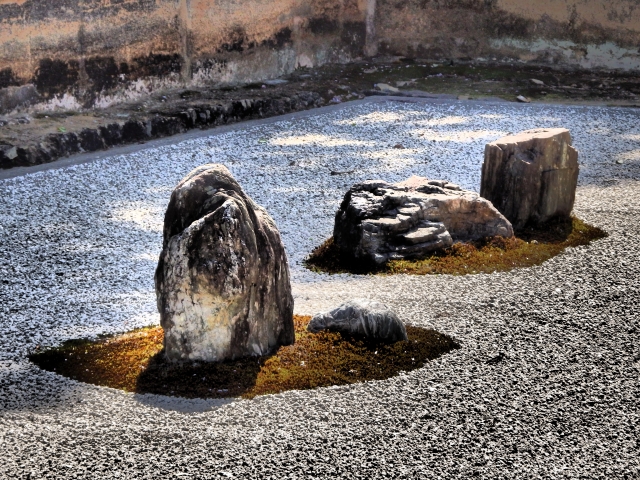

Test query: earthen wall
[1,0,639,113]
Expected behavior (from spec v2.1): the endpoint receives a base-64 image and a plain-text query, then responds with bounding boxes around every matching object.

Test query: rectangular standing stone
[481,128,579,230]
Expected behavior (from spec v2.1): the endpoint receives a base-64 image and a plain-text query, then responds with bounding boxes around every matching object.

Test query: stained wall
[1,0,640,114]
[0,0,367,111]
[375,0,640,69]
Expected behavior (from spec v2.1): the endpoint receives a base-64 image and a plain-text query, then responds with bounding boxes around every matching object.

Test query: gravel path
[1,98,639,479]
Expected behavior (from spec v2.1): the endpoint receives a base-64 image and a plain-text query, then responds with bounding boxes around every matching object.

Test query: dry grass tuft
[305,217,607,276]
[29,316,458,399]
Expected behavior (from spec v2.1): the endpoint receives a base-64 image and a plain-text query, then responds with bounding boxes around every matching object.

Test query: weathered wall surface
[2,0,640,114]
[0,0,367,112]
[375,0,640,70]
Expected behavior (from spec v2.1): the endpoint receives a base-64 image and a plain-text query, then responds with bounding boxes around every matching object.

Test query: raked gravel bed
[1,98,639,478]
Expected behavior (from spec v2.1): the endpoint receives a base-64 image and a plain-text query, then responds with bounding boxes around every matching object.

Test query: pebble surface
[1,99,639,478]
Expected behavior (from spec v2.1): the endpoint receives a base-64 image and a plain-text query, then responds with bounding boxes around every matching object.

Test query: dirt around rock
[28,315,459,399]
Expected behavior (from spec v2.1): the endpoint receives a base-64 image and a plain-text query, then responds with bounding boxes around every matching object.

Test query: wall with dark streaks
[375,0,640,70]
[0,0,367,112]
[2,0,640,114]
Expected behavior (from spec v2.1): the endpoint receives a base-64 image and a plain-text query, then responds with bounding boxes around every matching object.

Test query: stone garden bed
[29,315,457,399]
[2,99,638,478]
[305,216,607,275]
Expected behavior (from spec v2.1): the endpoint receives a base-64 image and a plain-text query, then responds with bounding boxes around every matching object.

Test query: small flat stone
[375,83,400,93]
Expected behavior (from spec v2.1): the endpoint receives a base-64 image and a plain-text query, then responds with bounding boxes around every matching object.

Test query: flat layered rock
[481,128,579,230]
[155,164,294,362]
[333,176,513,265]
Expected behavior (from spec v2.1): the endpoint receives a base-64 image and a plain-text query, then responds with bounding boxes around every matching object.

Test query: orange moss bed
[29,316,458,399]
[305,217,607,275]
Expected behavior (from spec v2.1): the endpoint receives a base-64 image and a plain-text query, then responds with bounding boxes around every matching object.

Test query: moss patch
[29,316,458,399]
[305,217,607,276]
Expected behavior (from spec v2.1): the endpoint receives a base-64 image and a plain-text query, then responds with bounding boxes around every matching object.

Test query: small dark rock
[99,123,123,146]
[121,119,149,143]
[79,128,106,152]
[486,352,505,364]
[308,299,408,343]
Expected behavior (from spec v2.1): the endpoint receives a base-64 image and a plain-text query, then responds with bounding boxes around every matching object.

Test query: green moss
[29,316,458,399]
[305,217,607,276]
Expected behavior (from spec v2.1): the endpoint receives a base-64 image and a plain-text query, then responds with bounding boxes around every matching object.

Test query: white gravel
[1,98,639,478]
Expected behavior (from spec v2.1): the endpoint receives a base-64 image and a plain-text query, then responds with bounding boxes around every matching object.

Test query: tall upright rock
[481,128,579,230]
[155,164,294,363]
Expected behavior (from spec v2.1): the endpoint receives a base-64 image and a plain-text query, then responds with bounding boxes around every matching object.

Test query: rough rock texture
[334,176,514,265]
[481,128,579,231]
[155,164,294,362]
[308,299,408,343]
